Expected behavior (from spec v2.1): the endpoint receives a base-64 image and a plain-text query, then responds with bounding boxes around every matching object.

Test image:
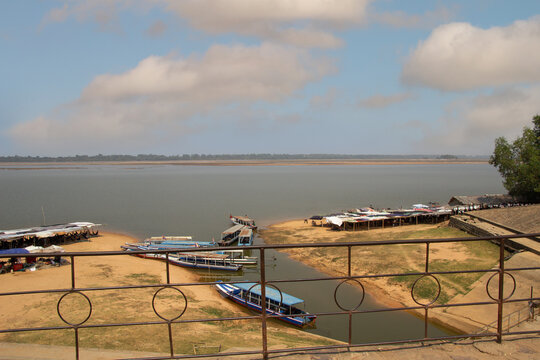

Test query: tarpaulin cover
[0,248,30,255]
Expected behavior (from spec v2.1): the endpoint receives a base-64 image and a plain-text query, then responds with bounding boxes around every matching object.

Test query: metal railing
[1,233,539,359]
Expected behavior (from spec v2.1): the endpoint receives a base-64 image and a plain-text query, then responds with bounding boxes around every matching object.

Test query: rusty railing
[1,232,539,359]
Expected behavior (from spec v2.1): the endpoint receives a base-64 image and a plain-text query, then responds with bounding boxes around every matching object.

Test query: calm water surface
[0,164,505,343]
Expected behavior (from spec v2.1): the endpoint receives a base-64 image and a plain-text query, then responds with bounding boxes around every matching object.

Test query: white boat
[238,227,253,246]
[220,224,245,246]
[230,215,257,230]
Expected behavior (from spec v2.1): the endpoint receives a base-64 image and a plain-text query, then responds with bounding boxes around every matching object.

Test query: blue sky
[1,0,539,156]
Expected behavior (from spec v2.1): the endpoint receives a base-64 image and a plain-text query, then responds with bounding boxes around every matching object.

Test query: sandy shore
[0,232,339,353]
[0,159,487,169]
[258,218,536,334]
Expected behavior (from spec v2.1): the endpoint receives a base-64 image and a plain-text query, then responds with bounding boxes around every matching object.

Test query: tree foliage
[489,115,540,202]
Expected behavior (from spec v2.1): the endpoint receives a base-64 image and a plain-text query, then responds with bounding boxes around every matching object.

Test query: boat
[121,245,242,271]
[230,215,257,230]
[215,281,316,327]
[220,224,245,246]
[237,227,253,246]
[146,236,193,243]
[214,249,258,265]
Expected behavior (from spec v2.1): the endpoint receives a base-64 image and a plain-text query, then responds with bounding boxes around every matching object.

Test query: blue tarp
[233,282,304,306]
[0,248,30,255]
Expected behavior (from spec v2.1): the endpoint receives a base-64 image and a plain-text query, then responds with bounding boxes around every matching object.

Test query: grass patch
[124,273,161,284]
[261,223,502,306]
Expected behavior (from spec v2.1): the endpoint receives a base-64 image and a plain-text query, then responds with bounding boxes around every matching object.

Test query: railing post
[497,238,505,343]
[260,248,268,360]
[70,255,80,360]
[70,255,75,289]
[424,242,430,339]
[348,246,352,346]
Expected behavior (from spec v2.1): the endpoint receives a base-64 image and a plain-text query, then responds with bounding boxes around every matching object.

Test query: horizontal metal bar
[3,232,539,259]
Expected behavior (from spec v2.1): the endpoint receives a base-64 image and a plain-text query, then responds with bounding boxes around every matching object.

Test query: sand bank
[0,232,339,353]
[258,219,532,334]
[0,158,487,169]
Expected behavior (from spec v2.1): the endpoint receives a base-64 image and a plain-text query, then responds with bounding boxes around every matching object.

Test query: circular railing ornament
[152,286,188,322]
[485,272,516,302]
[334,279,365,312]
[57,291,92,327]
[411,274,441,307]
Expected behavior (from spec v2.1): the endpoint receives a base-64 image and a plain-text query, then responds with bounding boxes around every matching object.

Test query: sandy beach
[0,232,339,354]
[0,158,488,170]
[258,218,539,334]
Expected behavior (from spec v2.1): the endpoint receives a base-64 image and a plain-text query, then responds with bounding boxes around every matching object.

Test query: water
[0,163,505,342]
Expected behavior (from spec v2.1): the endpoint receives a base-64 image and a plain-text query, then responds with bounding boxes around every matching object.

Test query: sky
[1,0,540,156]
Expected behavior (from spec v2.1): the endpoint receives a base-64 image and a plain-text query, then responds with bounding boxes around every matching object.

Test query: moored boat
[220,224,245,246]
[121,245,242,271]
[230,215,257,230]
[214,249,258,265]
[237,227,253,246]
[215,281,316,327]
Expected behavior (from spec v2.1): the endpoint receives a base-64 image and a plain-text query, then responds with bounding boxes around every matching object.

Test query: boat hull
[215,283,315,327]
[122,247,242,271]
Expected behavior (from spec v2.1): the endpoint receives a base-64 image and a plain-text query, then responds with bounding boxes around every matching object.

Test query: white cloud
[164,0,369,29]
[163,0,371,48]
[42,0,369,47]
[402,17,540,91]
[8,43,334,153]
[413,86,540,154]
[358,92,414,108]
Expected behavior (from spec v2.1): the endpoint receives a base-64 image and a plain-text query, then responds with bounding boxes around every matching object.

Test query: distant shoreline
[0,159,488,169]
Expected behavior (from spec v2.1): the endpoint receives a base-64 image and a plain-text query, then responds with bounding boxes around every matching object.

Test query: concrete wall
[449,216,495,237]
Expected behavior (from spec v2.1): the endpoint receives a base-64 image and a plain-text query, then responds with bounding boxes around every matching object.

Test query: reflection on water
[0,164,501,342]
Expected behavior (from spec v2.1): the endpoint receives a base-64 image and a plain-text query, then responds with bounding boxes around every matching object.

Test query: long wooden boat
[214,249,258,265]
[121,245,242,271]
[230,215,257,230]
[237,228,253,246]
[220,224,245,246]
[144,236,216,248]
[215,282,316,327]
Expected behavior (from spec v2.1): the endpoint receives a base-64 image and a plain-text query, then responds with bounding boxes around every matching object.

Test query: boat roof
[233,215,254,222]
[233,282,304,306]
[222,224,245,234]
[239,228,252,237]
[147,236,192,241]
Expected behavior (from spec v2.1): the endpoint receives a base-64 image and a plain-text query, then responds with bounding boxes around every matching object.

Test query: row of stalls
[0,222,101,274]
[0,245,67,274]
[0,222,101,250]
[311,205,453,231]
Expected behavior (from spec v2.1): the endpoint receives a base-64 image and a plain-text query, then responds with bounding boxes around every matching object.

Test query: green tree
[489,115,540,202]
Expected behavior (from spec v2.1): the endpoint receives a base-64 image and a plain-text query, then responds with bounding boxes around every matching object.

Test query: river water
[0,163,505,343]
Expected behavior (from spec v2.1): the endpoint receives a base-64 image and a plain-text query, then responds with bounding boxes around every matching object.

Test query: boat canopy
[222,224,245,235]
[233,282,305,306]
[239,228,252,237]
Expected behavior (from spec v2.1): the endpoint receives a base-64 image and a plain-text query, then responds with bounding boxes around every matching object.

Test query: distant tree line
[0,154,485,162]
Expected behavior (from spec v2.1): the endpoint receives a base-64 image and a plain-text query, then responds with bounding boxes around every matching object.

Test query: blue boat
[215,282,316,327]
[121,245,242,272]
